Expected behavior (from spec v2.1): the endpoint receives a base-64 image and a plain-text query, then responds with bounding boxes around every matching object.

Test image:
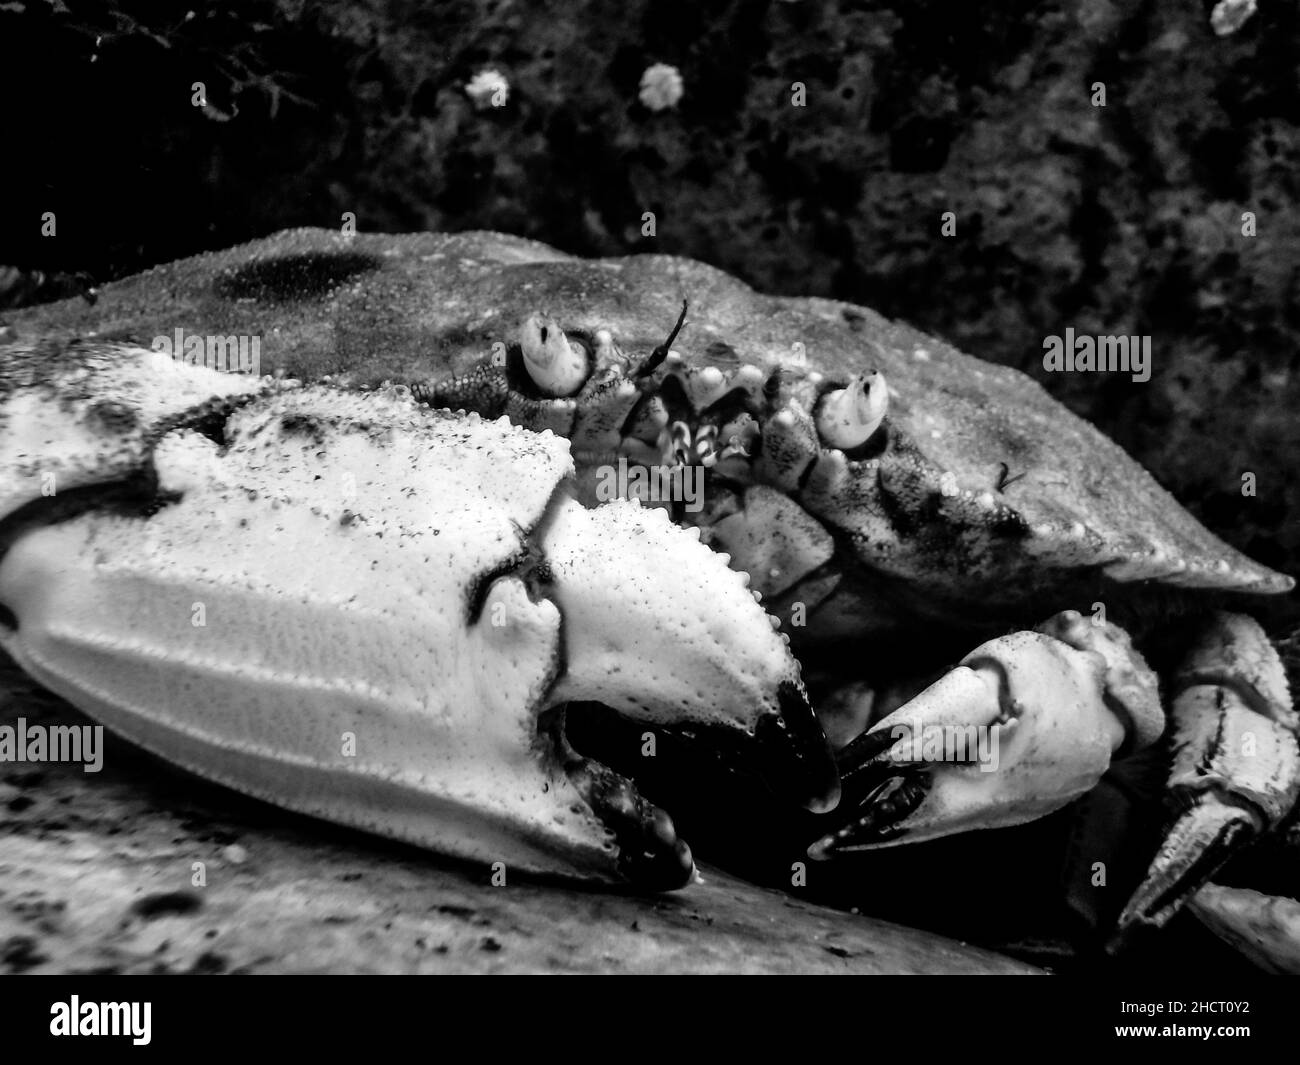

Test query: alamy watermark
[50,997,151,1045]
[886,719,1000,772]
[0,717,103,772]
[152,327,261,374]
[594,457,703,513]
[1042,328,1151,383]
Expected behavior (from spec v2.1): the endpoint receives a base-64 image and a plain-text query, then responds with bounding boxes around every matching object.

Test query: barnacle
[638,63,683,112]
[465,68,509,110]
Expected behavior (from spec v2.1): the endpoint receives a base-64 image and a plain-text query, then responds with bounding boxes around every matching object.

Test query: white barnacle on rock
[465,68,509,110]
[1210,0,1257,36]
[639,63,684,111]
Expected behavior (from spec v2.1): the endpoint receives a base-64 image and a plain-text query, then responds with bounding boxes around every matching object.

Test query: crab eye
[816,371,888,450]
[519,312,590,397]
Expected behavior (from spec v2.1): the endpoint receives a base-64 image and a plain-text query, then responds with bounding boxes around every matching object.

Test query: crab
[2,228,1297,970]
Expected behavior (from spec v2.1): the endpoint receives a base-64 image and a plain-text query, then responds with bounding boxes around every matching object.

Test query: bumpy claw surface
[543,494,840,814]
[810,614,1162,856]
[0,345,264,521]
[1119,613,1300,931]
[0,345,835,888]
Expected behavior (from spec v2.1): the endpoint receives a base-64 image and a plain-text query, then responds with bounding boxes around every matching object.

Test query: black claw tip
[566,754,694,891]
[620,806,695,892]
[810,771,929,858]
[753,681,841,814]
[836,722,907,785]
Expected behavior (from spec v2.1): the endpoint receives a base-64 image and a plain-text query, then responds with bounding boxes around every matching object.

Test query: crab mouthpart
[810,629,1136,857]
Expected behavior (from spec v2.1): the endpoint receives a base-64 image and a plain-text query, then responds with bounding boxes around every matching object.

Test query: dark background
[2,0,1297,605]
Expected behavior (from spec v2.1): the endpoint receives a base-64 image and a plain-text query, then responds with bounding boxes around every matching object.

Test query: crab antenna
[636,300,689,378]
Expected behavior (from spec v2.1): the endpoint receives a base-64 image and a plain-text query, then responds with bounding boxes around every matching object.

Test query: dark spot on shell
[173,398,238,447]
[87,327,147,346]
[279,412,326,444]
[1,935,46,972]
[763,368,785,399]
[214,251,381,303]
[88,400,138,433]
[841,310,866,332]
[703,340,740,366]
[990,507,1030,538]
[428,325,490,356]
[189,951,227,974]
[131,892,204,919]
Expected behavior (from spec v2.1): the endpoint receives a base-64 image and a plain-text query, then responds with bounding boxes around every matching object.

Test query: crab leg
[1189,883,1300,974]
[1118,612,1300,932]
[810,610,1164,856]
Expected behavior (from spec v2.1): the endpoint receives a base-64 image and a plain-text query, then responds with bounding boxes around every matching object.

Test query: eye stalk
[519,312,590,397]
[816,371,888,450]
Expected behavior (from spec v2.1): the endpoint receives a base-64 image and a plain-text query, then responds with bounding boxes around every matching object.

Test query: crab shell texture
[6,227,1288,649]
[0,346,838,887]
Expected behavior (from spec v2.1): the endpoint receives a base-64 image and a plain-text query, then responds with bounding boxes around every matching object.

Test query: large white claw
[0,344,268,520]
[0,345,835,889]
[0,386,630,881]
[810,615,1161,856]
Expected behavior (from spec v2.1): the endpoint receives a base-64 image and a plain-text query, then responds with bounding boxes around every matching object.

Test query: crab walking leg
[810,611,1163,856]
[1119,613,1300,932]
[1189,883,1300,974]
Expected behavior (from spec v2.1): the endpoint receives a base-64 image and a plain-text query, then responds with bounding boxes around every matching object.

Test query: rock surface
[0,663,1034,975]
